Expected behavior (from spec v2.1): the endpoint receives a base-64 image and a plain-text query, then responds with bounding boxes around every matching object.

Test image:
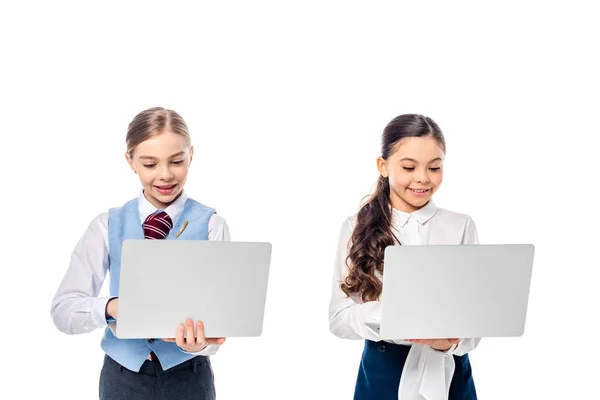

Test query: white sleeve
[328,217,382,341]
[462,216,479,245]
[208,213,231,241]
[50,213,113,334]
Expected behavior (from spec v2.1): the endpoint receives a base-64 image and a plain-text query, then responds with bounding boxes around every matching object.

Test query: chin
[406,196,432,209]
[151,188,180,201]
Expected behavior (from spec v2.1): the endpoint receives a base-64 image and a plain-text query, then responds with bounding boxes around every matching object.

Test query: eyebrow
[138,151,185,160]
[400,157,443,163]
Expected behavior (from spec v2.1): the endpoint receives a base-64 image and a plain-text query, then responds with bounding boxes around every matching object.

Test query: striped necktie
[143,210,173,240]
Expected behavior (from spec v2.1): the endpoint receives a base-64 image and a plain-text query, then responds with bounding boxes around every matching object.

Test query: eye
[171,160,184,165]
[429,167,441,171]
[143,164,156,168]
[403,167,415,171]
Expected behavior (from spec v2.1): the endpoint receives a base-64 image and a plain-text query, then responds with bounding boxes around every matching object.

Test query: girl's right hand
[106,298,119,319]
[405,338,459,351]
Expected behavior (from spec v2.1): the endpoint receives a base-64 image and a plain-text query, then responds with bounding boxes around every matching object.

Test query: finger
[448,338,460,344]
[113,298,119,319]
[206,337,226,345]
[186,319,195,345]
[161,338,176,342]
[175,323,185,347]
[417,339,436,345]
[196,321,206,343]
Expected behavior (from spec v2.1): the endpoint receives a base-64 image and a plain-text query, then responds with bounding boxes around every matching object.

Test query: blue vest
[100,197,216,372]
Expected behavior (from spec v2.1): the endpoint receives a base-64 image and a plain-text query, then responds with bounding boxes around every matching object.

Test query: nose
[158,164,174,181]
[415,168,430,184]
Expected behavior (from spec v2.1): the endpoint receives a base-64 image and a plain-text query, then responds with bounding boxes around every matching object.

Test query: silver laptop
[114,240,272,339]
[379,244,535,340]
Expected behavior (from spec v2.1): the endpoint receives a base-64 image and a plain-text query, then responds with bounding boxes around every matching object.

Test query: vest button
[148,339,154,343]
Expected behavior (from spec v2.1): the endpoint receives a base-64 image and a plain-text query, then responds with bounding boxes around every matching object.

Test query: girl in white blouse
[329,114,480,400]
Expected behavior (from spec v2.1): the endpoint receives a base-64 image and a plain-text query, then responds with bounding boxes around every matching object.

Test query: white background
[1,1,599,399]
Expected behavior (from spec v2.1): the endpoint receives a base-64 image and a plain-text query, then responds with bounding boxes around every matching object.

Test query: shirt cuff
[92,297,114,328]
[361,301,383,340]
[180,344,221,357]
[434,342,457,354]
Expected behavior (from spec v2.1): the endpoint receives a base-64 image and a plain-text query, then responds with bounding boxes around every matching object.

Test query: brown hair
[126,107,191,157]
[341,114,446,302]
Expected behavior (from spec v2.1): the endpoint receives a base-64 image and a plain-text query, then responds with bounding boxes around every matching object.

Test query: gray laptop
[379,244,535,340]
[114,240,272,339]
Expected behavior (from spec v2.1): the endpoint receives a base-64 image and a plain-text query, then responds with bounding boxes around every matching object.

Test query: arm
[179,213,231,356]
[50,214,113,334]
[328,217,382,341]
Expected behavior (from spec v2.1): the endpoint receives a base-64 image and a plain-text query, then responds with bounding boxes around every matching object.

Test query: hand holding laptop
[106,298,119,319]
[108,298,226,351]
[405,338,459,351]
[162,319,226,352]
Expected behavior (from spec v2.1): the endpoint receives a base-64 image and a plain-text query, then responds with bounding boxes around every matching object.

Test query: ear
[376,156,388,178]
[189,146,194,165]
[125,152,137,174]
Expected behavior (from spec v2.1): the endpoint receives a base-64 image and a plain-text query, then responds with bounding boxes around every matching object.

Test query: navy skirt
[354,340,477,400]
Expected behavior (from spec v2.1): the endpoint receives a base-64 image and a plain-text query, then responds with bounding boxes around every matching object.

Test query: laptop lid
[379,244,535,340]
[115,239,272,339]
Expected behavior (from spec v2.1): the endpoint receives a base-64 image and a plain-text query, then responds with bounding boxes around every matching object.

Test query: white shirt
[328,200,481,400]
[50,190,231,357]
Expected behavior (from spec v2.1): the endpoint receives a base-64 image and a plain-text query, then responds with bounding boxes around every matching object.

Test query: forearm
[329,299,382,341]
[51,295,112,334]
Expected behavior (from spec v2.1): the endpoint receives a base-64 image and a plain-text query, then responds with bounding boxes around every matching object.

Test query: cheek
[174,166,189,181]
[390,171,412,189]
[432,172,444,187]
[137,170,155,185]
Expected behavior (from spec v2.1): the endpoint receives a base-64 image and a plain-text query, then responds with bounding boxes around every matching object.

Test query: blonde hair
[126,107,191,157]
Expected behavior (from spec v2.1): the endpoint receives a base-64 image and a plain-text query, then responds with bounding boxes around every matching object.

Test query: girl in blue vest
[51,107,228,400]
[329,114,480,400]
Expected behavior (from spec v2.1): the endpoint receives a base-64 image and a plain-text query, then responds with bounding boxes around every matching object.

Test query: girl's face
[377,136,444,213]
[126,130,193,209]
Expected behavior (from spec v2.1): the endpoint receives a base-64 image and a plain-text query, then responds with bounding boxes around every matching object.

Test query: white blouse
[329,199,481,400]
[50,190,231,357]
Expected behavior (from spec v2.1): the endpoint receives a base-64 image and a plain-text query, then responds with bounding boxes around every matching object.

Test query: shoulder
[186,197,225,228]
[433,207,476,232]
[207,212,231,241]
[341,213,358,231]
[107,197,138,215]
[106,198,138,224]
[186,197,217,213]
[78,211,109,247]
[96,211,109,229]
[208,213,227,227]
[335,213,359,247]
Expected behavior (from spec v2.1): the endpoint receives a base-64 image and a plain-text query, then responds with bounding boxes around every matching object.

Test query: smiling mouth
[154,184,177,194]
[408,188,431,194]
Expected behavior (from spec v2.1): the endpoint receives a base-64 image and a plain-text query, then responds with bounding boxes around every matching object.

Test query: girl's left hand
[162,319,226,352]
[405,338,459,351]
